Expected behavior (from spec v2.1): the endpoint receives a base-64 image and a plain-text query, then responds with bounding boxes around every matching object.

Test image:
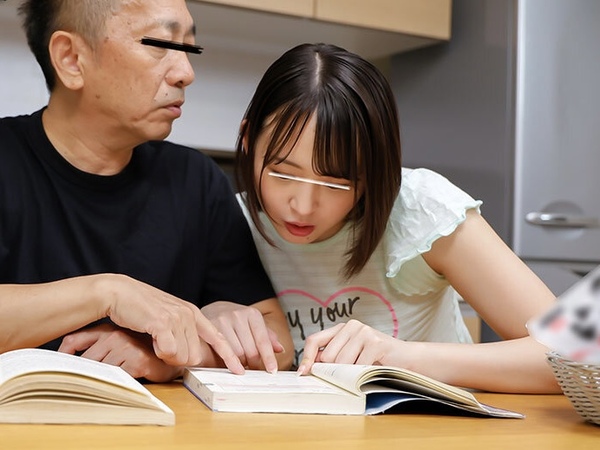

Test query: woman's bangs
[312,111,360,182]
[263,107,312,166]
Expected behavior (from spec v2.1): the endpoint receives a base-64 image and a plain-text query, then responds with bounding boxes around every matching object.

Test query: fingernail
[296,364,305,376]
[266,360,278,374]
[235,361,245,375]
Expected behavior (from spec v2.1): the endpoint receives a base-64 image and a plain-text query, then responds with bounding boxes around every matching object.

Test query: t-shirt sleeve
[384,168,482,280]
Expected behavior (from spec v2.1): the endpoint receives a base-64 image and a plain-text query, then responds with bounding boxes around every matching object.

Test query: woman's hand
[297,319,399,375]
[201,301,285,373]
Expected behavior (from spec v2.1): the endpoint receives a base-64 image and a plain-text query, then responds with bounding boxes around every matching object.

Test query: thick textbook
[0,348,174,425]
[184,363,523,418]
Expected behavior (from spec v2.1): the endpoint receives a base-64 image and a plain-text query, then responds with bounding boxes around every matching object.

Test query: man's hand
[201,301,285,373]
[96,274,245,374]
[58,323,188,382]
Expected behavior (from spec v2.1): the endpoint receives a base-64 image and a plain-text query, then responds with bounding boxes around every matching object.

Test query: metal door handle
[525,212,599,228]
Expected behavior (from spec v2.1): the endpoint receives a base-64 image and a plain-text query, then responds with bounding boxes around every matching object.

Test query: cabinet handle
[525,212,599,228]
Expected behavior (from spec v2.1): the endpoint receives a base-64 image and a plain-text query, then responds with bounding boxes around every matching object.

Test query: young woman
[234,43,560,393]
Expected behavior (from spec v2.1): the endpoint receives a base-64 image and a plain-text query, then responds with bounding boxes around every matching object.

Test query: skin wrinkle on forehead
[115,1,196,38]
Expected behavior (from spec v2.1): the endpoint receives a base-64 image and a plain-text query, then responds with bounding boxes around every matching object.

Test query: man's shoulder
[0,111,44,159]
[143,139,194,152]
[142,140,210,161]
[0,110,40,131]
[137,140,231,188]
[139,140,216,168]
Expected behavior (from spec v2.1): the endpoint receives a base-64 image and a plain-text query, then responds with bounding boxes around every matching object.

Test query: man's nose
[167,52,195,88]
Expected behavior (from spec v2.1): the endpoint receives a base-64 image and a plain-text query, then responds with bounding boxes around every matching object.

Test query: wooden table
[2,383,598,449]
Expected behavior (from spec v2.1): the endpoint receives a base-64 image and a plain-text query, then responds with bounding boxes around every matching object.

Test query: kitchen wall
[0,4,49,117]
[392,0,516,341]
[392,0,515,243]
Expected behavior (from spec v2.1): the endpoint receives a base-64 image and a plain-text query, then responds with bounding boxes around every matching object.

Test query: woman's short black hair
[235,43,402,279]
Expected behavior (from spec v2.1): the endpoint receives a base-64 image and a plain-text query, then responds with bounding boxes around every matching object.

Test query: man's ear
[48,31,88,91]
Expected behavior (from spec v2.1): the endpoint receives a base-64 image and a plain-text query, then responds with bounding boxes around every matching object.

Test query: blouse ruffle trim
[384,168,482,279]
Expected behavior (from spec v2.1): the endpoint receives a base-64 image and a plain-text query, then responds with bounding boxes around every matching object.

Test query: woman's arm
[415,209,560,392]
[300,210,560,393]
[424,210,555,339]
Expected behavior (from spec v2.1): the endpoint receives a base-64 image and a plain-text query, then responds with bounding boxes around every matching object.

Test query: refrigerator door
[526,261,598,297]
[513,0,600,262]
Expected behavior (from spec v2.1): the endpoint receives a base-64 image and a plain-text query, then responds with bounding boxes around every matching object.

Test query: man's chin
[147,126,173,142]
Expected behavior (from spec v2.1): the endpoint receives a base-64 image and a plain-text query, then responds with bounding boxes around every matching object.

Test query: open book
[0,348,174,425]
[184,363,523,418]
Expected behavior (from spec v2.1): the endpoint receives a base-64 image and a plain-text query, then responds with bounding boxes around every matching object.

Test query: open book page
[310,363,478,405]
[0,348,145,393]
[308,363,369,395]
[0,349,174,425]
[0,349,171,412]
[3,373,152,408]
[185,367,351,395]
[310,364,524,418]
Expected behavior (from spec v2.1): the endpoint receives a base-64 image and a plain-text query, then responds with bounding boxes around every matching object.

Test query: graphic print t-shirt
[238,168,482,366]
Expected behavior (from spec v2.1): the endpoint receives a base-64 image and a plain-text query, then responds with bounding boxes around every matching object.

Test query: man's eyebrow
[158,20,196,37]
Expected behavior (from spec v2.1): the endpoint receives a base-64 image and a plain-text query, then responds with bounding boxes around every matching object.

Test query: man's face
[81,0,197,144]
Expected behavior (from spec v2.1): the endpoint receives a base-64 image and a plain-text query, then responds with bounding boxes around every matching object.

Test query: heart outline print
[278,287,399,365]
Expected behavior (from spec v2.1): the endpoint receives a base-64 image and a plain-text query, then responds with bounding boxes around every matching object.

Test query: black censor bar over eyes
[140,37,203,54]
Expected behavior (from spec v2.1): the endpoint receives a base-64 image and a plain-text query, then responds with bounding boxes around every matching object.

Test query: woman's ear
[48,31,88,91]
[239,119,249,154]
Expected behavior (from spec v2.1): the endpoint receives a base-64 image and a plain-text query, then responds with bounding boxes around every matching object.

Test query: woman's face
[254,115,361,244]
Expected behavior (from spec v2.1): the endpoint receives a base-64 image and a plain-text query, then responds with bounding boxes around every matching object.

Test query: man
[0,0,293,381]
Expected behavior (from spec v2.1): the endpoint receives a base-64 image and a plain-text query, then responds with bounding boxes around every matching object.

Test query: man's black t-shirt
[0,109,275,349]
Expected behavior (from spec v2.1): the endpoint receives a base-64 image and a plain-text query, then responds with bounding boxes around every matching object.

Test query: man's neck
[42,100,136,176]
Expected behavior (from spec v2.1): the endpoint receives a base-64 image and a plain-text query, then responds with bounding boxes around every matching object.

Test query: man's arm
[57,297,293,381]
[0,273,244,374]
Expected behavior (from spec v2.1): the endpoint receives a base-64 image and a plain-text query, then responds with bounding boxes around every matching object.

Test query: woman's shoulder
[384,167,482,277]
[401,167,468,196]
[397,167,481,214]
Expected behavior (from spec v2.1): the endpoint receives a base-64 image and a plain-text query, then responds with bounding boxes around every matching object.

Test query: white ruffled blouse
[238,168,483,367]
